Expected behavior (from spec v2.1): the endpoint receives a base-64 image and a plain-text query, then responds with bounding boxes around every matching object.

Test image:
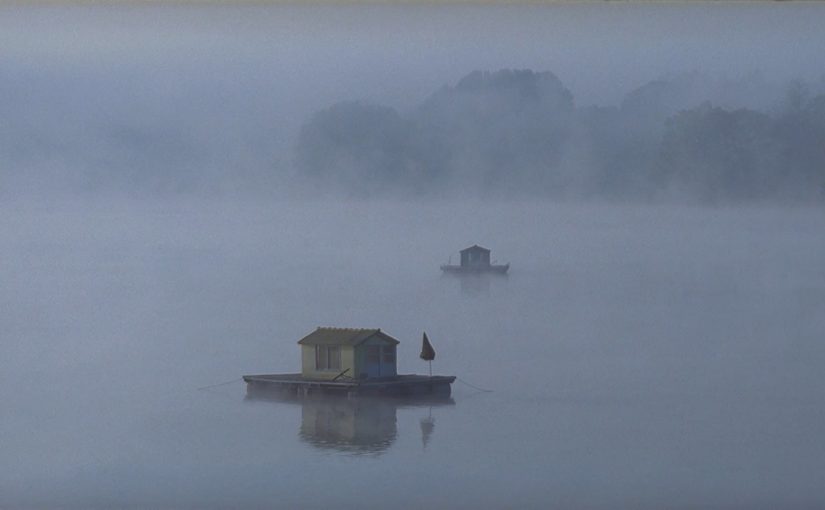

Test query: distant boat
[440,244,509,274]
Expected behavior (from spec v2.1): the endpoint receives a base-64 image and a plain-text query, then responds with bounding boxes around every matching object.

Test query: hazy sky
[2,2,824,198]
[2,2,824,113]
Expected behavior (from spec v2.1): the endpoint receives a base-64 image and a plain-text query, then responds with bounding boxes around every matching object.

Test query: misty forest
[298,70,825,202]
[3,3,825,510]
[4,66,825,202]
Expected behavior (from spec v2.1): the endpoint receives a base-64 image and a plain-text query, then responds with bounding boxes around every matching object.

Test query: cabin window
[382,346,396,363]
[366,345,380,364]
[315,345,341,370]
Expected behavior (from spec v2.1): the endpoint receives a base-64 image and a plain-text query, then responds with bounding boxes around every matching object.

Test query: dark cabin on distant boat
[298,327,399,380]
[441,245,509,274]
[460,245,491,268]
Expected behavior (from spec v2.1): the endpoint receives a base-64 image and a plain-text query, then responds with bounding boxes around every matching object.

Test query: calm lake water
[2,199,824,509]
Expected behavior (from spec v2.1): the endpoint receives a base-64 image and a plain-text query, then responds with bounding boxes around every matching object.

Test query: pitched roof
[460,244,490,253]
[297,327,400,346]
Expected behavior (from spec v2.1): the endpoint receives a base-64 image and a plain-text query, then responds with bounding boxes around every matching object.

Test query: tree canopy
[295,69,825,203]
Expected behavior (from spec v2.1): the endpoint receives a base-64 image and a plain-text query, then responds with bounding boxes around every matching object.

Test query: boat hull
[440,263,509,274]
[243,373,455,399]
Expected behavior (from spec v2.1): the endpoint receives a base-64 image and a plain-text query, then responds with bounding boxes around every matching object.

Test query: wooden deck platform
[243,373,455,398]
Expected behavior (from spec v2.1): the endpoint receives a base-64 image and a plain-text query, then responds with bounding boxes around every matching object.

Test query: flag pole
[429,360,432,377]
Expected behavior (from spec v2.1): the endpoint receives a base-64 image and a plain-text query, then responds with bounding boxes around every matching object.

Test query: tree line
[296,69,825,203]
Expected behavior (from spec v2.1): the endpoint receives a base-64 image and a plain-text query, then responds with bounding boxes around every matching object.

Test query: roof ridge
[298,327,396,346]
[316,326,379,331]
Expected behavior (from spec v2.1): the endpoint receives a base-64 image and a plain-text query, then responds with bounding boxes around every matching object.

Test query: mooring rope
[196,377,243,391]
[456,377,493,393]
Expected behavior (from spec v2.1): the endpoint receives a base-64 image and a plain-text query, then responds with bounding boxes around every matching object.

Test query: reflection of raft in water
[243,327,455,399]
[245,392,453,455]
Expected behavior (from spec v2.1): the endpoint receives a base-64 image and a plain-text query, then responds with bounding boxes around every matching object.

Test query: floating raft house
[243,328,455,398]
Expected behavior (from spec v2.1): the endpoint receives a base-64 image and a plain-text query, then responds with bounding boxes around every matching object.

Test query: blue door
[380,345,396,376]
[364,345,381,378]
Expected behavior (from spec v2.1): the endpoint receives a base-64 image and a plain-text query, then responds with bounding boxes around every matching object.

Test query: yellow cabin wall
[301,345,355,380]
[342,346,355,378]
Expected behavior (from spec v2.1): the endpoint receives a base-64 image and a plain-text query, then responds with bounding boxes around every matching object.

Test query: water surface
[2,200,824,509]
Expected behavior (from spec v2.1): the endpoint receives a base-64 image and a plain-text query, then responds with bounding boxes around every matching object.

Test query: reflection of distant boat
[420,409,435,450]
[246,393,454,455]
[458,273,494,295]
[440,245,509,274]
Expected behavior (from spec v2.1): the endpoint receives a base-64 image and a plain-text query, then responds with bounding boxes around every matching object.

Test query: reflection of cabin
[299,328,399,381]
[300,398,397,454]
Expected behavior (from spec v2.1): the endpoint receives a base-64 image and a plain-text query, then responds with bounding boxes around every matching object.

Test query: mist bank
[3,2,825,203]
[0,57,288,199]
[2,63,825,204]
[297,69,825,204]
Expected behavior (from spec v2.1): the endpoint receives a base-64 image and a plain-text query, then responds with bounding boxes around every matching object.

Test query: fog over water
[2,199,824,508]
[3,2,825,509]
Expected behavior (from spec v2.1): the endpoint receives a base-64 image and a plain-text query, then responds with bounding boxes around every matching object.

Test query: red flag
[420,332,435,361]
